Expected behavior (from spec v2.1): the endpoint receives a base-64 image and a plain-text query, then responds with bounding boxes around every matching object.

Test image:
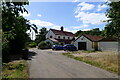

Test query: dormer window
[63,37,65,39]
[50,36,52,38]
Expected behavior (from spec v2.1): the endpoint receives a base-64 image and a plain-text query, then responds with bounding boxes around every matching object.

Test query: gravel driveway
[28,48,118,78]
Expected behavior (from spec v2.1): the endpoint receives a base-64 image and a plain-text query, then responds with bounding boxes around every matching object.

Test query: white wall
[46,30,56,39]
[74,35,93,50]
[56,35,73,40]
[98,42,118,52]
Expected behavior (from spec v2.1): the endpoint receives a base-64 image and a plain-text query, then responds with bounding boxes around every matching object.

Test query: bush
[28,42,37,48]
[38,41,52,49]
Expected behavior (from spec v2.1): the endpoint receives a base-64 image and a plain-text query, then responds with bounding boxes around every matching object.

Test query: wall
[56,35,73,40]
[46,30,56,39]
[98,42,118,52]
[74,35,93,50]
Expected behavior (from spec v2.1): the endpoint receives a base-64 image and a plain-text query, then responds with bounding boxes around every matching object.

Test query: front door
[78,42,86,50]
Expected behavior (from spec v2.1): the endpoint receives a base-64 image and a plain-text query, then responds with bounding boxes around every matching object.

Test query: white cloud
[97,4,108,11]
[52,26,61,30]
[37,14,42,17]
[20,12,31,17]
[82,29,91,31]
[77,2,95,11]
[75,12,108,25]
[71,24,89,29]
[30,19,54,27]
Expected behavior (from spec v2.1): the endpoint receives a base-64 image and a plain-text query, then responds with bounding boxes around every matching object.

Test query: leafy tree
[35,27,48,44]
[2,1,37,62]
[105,1,120,38]
[75,28,102,37]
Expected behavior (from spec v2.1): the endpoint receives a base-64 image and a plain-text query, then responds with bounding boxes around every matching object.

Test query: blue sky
[21,2,109,39]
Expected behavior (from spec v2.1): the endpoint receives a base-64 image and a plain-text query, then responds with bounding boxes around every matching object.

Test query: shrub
[28,42,37,48]
[38,41,52,49]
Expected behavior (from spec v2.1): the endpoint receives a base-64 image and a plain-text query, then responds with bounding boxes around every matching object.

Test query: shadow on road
[22,51,37,60]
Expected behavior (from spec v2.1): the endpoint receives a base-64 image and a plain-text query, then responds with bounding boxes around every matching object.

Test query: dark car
[52,45,63,50]
[63,44,77,51]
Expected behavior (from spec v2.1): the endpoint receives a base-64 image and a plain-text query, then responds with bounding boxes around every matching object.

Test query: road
[28,48,118,78]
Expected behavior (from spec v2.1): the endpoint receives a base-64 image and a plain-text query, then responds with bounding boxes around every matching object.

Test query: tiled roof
[100,37,118,42]
[83,34,104,42]
[50,29,75,37]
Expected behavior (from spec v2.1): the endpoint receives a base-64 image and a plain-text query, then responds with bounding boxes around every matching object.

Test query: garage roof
[75,34,104,42]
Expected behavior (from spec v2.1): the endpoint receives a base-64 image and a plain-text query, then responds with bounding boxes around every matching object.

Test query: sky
[21,1,109,40]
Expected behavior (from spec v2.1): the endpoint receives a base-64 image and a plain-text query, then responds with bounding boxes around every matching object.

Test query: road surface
[28,48,118,78]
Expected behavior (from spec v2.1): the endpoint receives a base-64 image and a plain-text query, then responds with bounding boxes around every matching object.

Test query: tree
[35,27,48,44]
[105,1,120,38]
[75,28,102,37]
[2,1,37,62]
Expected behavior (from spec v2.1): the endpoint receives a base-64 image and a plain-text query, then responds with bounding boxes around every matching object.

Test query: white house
[74,34,119,52]
[45,27,75,45]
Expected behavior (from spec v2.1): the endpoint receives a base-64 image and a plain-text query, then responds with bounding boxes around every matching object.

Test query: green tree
[105,1,120,38]
[35,27,48,44]
[2,1,37,62]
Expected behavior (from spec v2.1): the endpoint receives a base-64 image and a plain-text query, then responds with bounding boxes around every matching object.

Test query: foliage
[2,1,38,62]
[27,42,37,48]
[105,1,120,38]
[35,27,48,44]
[38,41,52,49]
[75,28,102,37]
[2,60,28,78]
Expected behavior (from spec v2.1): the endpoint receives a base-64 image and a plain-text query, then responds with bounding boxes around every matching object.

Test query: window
[63,37,65,39]
[50,36,52,38]
[58,36,60,39]
[68,37,70,39]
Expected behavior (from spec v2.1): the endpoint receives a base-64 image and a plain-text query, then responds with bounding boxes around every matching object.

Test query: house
[45,27,75,45]
[73,34,119,52]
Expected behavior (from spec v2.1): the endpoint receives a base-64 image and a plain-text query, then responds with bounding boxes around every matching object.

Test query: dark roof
[83,34,104,42]
[99,37,118,42]
[50,29,75,37]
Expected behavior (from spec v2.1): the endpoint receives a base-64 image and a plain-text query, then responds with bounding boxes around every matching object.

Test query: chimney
[61,26,64,31]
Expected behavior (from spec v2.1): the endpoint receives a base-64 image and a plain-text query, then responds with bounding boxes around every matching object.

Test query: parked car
[52,45,63,50]
[63,44,77,51]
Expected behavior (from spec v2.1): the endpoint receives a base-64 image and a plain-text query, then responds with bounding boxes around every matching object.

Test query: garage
[78,42,86,50]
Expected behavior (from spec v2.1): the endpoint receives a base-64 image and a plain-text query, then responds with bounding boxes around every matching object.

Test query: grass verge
[62,52,119,75]
[2,60,29,79]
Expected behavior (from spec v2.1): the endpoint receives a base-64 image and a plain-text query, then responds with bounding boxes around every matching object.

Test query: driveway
[28,48,118,78]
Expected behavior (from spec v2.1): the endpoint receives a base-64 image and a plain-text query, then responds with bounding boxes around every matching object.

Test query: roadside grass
[2,60,29,79]
[62,51,119,75]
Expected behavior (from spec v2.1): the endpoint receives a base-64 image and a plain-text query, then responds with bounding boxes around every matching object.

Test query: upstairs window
[63,37,65,39]
[68,37,70,39]
[50,36,52,38]
[58,36,60,39]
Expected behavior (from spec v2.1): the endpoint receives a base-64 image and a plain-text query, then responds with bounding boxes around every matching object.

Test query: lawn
[2,60,29,79]
[63,51,119,75]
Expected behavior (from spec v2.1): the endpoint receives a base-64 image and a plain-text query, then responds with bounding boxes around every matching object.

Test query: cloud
[97,4,108,11]
[52,26,61,29]
[76,2,95,11]
[71,24,89,29]
[20,12,31,17]
[30,19,54,27]
[37,14,42,17]
[75,11,108,25]
[82,29,91,31]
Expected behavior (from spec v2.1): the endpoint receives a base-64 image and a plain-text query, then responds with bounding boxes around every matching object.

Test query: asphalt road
[28,48,118,78]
